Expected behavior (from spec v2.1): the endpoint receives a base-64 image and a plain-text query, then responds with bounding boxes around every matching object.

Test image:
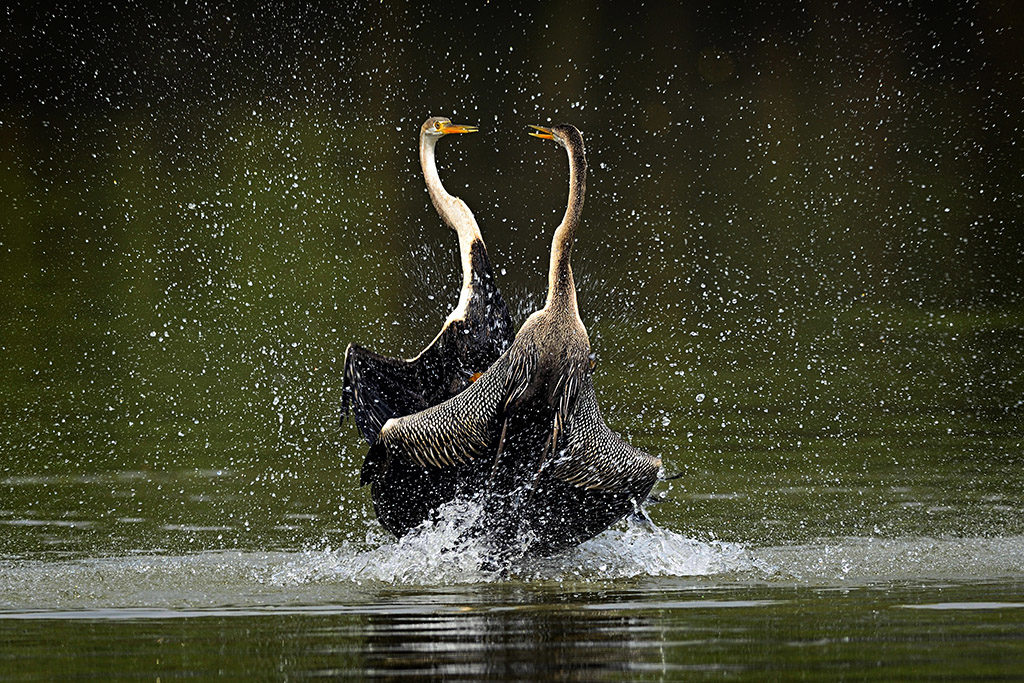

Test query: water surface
[3,0,1023,678]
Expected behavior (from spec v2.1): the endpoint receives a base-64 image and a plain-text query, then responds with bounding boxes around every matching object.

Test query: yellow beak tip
[528,125,554,140]
[441,124,478,134]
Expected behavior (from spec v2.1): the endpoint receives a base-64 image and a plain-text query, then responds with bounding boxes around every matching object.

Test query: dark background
[5,1,1022,309]
[1,1,1022,552]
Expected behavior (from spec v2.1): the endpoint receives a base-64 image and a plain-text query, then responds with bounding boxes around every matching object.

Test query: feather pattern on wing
[368,353,513,476]
[546,380,662,495]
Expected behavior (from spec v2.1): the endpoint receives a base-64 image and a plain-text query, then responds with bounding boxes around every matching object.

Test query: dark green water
[2,1,1023,678]
[2,581,1023,679]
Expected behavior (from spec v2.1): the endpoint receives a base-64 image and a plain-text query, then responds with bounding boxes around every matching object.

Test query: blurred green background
[1,1,1022,557]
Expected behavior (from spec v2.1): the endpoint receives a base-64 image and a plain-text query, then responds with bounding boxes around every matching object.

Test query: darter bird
[363,124,663,560]
[342,117,514,537]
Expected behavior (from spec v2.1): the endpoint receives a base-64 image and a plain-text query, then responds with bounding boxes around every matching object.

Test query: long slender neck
[419,132,482,296]
[545,136,587,311]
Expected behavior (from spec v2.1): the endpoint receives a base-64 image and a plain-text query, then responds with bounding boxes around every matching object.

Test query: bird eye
[434,121,444,130]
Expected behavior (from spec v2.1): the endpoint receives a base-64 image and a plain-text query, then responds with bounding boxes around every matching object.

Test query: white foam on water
[0,511,759,612]
[532,524,762,580]
[268,498,759,586]
[270,498,497,586]
[2,530,1023,613]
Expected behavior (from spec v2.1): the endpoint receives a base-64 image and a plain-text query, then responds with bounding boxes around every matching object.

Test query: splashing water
[0,512,762,614]
[269,499,760,586]
[2,500,1022,614]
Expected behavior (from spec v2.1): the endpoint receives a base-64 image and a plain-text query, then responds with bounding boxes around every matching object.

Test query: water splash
[555,524,764,580]
[270,506,758,587]
[0,514,759,613]
[272,497,497,586]
[3,533,1023,614]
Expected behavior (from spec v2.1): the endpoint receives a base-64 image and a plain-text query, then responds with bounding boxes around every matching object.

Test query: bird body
[513,380,662,555]
[365,124,664,561]
[341,117,513,538]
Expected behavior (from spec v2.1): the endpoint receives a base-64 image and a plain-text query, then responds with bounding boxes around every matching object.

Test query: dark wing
[465,239,514,360]
[486,350,589,504]
[341,343,428,443]
[544,358,588,461]
[547,380,662,497]
[360,353,514,486]
[342,243,513,446]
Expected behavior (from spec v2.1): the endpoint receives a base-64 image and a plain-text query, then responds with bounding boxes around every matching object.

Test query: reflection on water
[1,579,1022,678]
[357,593,662,679]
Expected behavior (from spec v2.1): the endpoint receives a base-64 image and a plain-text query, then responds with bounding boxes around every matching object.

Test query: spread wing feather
[547,380,662,495]
[342,241,513,447]
[362,353,515,484]
[341,343,425,442]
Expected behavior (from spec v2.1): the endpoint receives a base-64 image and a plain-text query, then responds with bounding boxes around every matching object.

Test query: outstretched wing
[360,353,514,486]
[341,343,427,443]
[547,380,662,496]
[342,243,514,446]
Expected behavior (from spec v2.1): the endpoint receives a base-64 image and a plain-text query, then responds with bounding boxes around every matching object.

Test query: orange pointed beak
[528,125,554,140]
[440,123,479,134]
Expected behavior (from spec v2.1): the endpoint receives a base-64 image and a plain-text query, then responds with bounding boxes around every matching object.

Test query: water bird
[363,124,663,560]
[342,117,514,537]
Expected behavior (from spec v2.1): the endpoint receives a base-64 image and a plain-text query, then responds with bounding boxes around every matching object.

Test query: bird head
[422,116,479,138]
[528,124,584,151]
